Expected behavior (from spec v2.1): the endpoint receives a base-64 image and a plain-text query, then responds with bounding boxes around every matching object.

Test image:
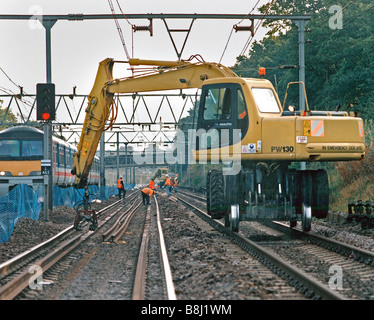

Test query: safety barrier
[0,183,135,243]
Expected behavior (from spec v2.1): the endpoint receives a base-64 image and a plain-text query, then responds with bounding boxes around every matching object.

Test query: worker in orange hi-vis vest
[117,177,125,199]
[141,187,154,205]
[173,174,179,193]
[149,178,155,190]
[164,175,172,198]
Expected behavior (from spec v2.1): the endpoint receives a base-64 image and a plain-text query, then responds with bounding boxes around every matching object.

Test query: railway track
[133,196,176,300]
[258,221,374,299]
[0,192,136,299]
[178,190,370,299]
[178,189,374,300]
[0,198,130,299]
[2,186,372,300]
[0,191,177,300]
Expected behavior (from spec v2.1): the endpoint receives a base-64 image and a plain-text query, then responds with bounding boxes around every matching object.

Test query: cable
[115,0,136,58]
[343,1,374,27]
[107,0,131,60]
[219,28,234,64]
[219,0,262,63]
[0,67,34,114]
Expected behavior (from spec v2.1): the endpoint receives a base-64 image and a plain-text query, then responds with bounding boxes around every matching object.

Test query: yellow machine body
[193,77,365,163]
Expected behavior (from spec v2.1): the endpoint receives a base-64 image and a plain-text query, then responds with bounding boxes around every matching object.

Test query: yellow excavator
[71,56,365,232]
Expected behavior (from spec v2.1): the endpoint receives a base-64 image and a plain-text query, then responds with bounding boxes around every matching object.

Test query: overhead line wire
[219,0,261,63]
[239,0,274,57]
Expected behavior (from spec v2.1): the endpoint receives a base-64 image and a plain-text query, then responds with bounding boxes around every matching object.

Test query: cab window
[237,89,247,119]
[0,140,20,157]
[203,87,232,120]
[22,140,43,157]
[251,88,280,113]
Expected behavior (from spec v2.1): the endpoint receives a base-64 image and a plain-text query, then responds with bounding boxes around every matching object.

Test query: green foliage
[234,0,374,120]
[0,99,18,129]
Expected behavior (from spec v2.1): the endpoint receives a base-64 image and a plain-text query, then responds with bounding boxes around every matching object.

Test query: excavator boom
[71,57,237,188]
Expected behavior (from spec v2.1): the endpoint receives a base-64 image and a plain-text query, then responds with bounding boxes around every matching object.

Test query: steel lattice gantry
[0,92,198,145]
[0,13,310,144]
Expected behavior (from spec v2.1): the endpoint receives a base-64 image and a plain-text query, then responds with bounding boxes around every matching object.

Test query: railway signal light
[36,83,55,121]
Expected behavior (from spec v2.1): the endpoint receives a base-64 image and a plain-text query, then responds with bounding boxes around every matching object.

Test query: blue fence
[0,183,134,243]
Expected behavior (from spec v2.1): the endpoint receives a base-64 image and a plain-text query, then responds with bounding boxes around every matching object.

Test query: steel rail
[112,201,142,243]
[0,196,130,300]
[0,198,123,280]
[132,206,150,300]
[178,190,206,202]
[177,195,346,300]
[0,234,82,300]
[133,195,176,300]
[102,193,140,242]
[154,195,177,300]
[179,191,374,266]
[0,226,74,280]
[268,221,374,266]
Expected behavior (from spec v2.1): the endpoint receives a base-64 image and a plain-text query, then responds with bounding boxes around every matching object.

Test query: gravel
[0,197,118,263]
[2,192,374,300]
[312,216,374,252]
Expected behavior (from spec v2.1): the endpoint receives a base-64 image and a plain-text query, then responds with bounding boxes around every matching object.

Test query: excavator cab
[196,82,249,150]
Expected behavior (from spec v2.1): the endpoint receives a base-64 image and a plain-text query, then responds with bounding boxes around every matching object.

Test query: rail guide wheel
[301,203,312,232]
[229,204,240,232]
[301,171,313,232]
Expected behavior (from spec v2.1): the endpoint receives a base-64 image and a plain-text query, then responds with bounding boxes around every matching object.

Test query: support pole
[100,132,106,198]
[116,132,120,181]
[125,143,128,185]
[295,19,309,171]
[295,19,308,112]
[43,124,49,221]
[41,19,57,217]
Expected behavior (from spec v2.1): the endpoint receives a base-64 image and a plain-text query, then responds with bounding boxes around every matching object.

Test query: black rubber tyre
[207,170,226,219]
[311,169,329,219]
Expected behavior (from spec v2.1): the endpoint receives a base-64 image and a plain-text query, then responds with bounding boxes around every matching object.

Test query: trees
[0,99,18,129]
[233,0,374,120]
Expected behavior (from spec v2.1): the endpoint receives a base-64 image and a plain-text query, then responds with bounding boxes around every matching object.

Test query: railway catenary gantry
[0,12,312,211]
[0,12,311,131]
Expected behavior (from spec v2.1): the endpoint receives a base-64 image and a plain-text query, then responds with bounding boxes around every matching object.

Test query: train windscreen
[0,139,43,159]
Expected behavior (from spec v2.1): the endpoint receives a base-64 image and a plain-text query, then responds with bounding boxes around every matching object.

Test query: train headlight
[0,171,5,176]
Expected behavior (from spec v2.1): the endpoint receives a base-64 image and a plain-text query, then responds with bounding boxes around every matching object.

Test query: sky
[0,0,269,96]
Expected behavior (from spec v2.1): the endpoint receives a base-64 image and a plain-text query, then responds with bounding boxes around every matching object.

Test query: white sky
[0,0,269,95]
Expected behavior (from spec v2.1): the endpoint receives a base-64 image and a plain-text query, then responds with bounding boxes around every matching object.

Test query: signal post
[36,83,55,221]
